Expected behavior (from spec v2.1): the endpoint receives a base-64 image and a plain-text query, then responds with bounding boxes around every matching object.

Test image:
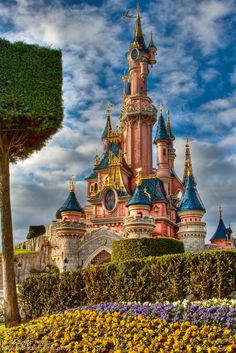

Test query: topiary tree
[26,225,46,240]
[0,38,63,327]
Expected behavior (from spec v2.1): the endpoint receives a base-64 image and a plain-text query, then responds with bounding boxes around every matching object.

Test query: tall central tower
[121,4,157,184]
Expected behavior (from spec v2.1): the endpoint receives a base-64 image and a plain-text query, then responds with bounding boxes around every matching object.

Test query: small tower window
[163,149,166,156]
[137,212,143,218]
[94,183,98,191]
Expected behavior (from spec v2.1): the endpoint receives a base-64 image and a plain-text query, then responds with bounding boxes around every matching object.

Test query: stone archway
[82,246,112,268]
[91,249,111,265]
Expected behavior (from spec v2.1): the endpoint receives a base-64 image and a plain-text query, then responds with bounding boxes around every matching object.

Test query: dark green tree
[0,38,63,327]
[26,225,46,240]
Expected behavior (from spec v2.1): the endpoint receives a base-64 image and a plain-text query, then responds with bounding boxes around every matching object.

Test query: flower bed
[79,300,236,332]
[1,301,236,353]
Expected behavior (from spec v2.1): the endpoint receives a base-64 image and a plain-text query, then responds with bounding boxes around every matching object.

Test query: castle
[14,4,235,280]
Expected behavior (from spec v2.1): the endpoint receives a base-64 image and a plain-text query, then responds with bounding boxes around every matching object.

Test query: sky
[0,0,236,244]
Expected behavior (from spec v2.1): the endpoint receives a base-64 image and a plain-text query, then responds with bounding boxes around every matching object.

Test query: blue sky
[0,0,236,243]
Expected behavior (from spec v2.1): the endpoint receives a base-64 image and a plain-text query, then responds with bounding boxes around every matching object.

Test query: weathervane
[122,1,139,19]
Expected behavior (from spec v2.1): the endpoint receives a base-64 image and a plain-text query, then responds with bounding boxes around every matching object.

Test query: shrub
[19,250,236,318]
[26,225,46,239]
[19,270,85,318]
[83,250,236,304]
[112,237,184,262]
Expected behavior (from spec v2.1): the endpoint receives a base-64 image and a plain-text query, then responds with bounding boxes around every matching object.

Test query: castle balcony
[123,215,156,238]
[55,220,86,238]
[122,95,157,122]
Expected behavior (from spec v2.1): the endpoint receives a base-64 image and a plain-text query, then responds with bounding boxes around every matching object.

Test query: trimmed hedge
[27,225,46,239]
[0,38,63,162]
[19,250,236,318]
[19,270,85,318]
[112,237,184,262]
[0,38,62,124]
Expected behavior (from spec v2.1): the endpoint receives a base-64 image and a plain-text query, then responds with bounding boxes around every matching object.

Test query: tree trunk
[0,152,20,327]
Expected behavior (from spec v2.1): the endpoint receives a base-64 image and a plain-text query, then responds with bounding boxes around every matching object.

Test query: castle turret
[121,3,157,181]
[124,169,155,238]
[177,142,206,252]
[55,177,86,271]
[154,104,170,181]
[210,206,233,249]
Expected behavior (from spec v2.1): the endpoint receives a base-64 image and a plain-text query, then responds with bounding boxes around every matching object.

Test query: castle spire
[210,206,229,242]
[153,103,169,143]
[101,103,113,140]
[183,138,195,186]
[166,109,175,140]
[131,1,146,50]
[148,31,157,49]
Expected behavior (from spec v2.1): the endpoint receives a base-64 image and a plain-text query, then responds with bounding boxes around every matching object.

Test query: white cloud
[0,0,235,245]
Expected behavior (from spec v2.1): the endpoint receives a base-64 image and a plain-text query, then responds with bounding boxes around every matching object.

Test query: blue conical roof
[210,218,228,241]
[56,191,84,219]
[178,175,205,212]
[154,115,169,143]
[101,115,112,140]
[126,185,152,207]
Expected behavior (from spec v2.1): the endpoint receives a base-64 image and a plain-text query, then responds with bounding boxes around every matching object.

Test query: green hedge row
[19,250,236,318]
[112,237,184,262]
[19,270,85,318]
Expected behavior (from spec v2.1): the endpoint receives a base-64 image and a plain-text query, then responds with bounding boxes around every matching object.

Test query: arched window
[94,183,98,191]
[137,212,143,218]
[163,149,166,156]
[91,250,111,266]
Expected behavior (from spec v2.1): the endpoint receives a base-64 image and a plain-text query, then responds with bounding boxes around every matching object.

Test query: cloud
[0,0,235,246]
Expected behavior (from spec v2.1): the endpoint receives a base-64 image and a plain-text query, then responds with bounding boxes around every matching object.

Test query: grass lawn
[13,249,38,256]
[0,249,38,257]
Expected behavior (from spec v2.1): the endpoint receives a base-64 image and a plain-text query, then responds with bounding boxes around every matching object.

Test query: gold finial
[159,102,163,116]
[136,0,140,17]
[106,103,113,137]
[107,103,113,116]
[185,138,192,177]
[132,0,143,48]
[70,175,76,192]
[136,167,142,186]
[219,205,222,220]
[122,72,128,98]
[95,149,100,165]
[166,108,170,119]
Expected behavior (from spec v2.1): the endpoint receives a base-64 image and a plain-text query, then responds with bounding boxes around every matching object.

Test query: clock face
[131,48,139,61]
[104,189,116,211]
